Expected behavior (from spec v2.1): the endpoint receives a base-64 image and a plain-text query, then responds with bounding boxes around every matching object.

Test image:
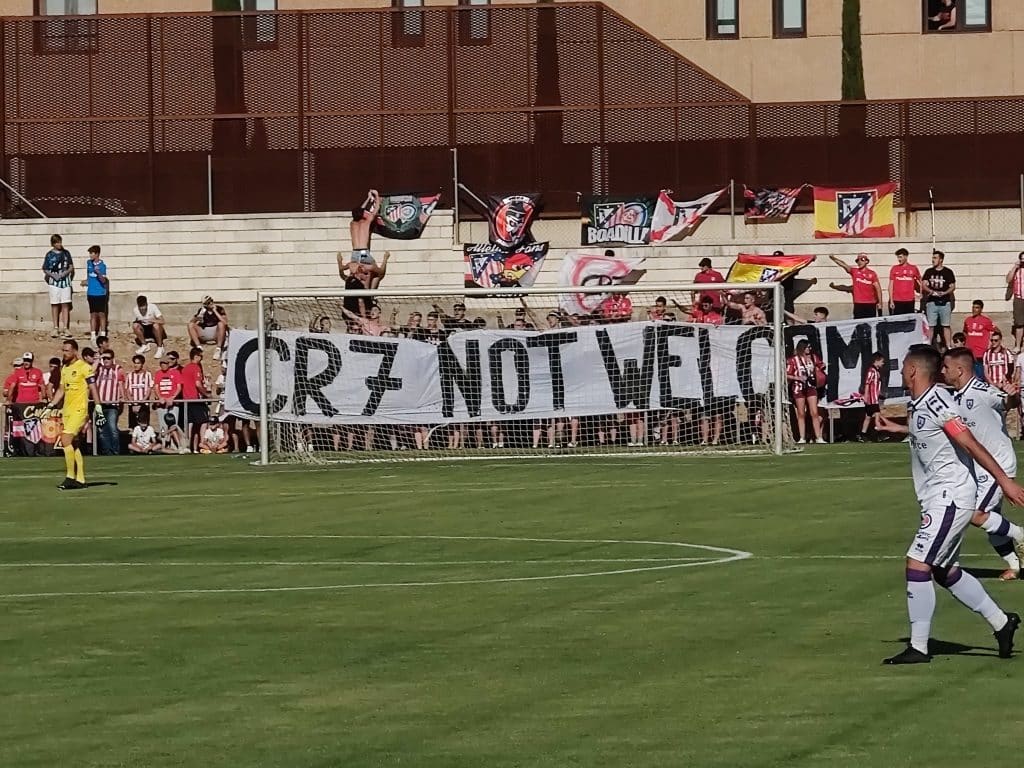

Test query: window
[241,0,277,49]
[706,0,738,39]
[458,0,490,46]
[773,0,806,38]
[392,0,424,46]
[923,0,991,33]
[34,0,98,54]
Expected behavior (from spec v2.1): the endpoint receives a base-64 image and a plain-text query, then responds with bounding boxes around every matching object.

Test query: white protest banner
[224,314,929,424]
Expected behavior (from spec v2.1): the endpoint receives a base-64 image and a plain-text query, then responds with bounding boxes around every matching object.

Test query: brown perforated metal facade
[0,4,1020,218]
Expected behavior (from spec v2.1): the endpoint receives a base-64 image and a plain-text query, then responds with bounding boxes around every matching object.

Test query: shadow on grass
[896,636,997,658]
[84,481,118,488]
[964,566,1016,581]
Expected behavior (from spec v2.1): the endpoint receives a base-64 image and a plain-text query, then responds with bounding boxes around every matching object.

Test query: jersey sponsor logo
[920,512,932,529]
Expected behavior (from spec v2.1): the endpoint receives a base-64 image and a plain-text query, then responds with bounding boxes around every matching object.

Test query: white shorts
[975,473,1005,515]
[48,284,72,305]
[907,502,974,568]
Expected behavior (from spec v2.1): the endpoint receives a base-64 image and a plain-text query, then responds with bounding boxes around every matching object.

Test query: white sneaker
[154,346,165,359]
[245,446,255,453]
[796,438,806,445]
[567,442,577,448]
[178,447,191,454]
[306,443,315,452]
[815,438,826,444]
[213,348,222,361]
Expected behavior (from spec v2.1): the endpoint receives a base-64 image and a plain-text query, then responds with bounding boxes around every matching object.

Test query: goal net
[230,283,791,463]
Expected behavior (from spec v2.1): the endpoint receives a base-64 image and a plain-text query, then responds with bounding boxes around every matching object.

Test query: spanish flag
[812,183,897,239]
[726,253,816,283]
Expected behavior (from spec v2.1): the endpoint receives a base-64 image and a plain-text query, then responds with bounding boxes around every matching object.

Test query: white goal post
[237,283,790,464]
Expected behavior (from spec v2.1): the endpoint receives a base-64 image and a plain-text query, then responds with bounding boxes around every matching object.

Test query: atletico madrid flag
[812,183,897,239]
[726,253,816,284]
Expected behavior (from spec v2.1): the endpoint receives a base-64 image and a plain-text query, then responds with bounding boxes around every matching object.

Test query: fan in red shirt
[180,347,211,452]
[828,254,882,318]
[983,329,1015,386]
[692,258,725,309]
[888,248,921,315]
[858,353,886,441]
[963,299,995,377]
[6,353,45,404]
[599,293,633,323]
[676,296,724,325]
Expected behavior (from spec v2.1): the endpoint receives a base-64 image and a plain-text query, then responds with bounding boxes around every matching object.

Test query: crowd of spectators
[9,234,1024,455]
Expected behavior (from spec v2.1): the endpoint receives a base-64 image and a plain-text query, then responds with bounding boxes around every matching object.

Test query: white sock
[980,511,1024,541]
[947,571,1007,631]
[1003,552,1022,571]
[907,579,935,654]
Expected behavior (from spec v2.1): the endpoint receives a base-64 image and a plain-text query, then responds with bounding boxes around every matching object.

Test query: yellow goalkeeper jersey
[60,359,94,414]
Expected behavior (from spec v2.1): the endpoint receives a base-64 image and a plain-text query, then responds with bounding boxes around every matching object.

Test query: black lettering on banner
[875,318,916,400]
[293,336,343,417]
[656,324,697,410]
[735,326,774,402]
[438,339,482,418]
[824,323,871,402]
[234,335,289,415]
[595,326,657,409]
[350,338,404,417]
[526,332,578,411]
[783,324,823,359]
[488,338,530,414]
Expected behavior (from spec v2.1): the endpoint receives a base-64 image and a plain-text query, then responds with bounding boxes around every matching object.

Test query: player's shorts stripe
[924,502,957,565]
[979,480,999,511]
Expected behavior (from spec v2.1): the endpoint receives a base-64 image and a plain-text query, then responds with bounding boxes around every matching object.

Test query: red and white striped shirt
[125,369,154,403]
[984,347,1014,386]
[1012,266,1024,300]
[862,366,882,405]
[94,362,125,404]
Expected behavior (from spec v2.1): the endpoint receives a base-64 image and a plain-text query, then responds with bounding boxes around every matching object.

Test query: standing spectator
[675,296,724,325]
[5,353,45,457]
[858,352,886,441]
[599,293,633,323]
[42,233,74,339]
[400,311,423,338]
[180,347,210,453]
[94,349,125,455]
[128,409,159,454]
[951,332,967,349]
[786,340,826,444]
[724,292,767,326]
[1005,251,1024,352]
[42,357,61,400]
[888,248,921,315]
[2,357,22,402]
[432,301,475,331]
[693,257,725,309]
[153,358,182,437]
[187,296,230,361]
[828,254,882,319]
[341,304,387,336]
[124,354,154,429]
[80,245,108,346]
[922,249,956,350]
[984,330,1015,387]
[413,312,448,345]
[963,299,995,380]
[648,296,668,321]
[132,295,167,359]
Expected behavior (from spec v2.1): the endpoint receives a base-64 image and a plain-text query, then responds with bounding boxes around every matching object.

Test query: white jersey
[907,384,977,510]
[952,377,1016,477]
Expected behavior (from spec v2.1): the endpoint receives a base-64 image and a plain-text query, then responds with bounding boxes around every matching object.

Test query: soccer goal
[233,283,791,464]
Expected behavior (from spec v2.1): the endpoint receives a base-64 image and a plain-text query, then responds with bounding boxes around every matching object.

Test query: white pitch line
[0,557,708,568]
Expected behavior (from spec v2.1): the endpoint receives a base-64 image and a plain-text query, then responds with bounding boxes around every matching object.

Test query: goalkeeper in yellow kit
[45,339,104,490]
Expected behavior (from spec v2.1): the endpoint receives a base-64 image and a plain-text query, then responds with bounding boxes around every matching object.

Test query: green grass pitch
[2,446,1024,767]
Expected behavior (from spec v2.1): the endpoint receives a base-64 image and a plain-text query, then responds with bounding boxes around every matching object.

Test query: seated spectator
[199,417,230,454]
[158,412,189,454]
[188,296,229,360]
[132,295,167,359]
[128,409,159,454]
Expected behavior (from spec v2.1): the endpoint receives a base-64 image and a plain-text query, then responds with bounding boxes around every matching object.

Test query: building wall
[1,210,1022,334]
[2,1,1020,102]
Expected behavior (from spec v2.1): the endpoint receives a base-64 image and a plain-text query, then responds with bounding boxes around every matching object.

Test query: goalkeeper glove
[93,404,106,427]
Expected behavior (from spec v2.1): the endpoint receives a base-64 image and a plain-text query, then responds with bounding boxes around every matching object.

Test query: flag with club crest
[464,242,549,289]
[725,253,817,283]
[743,185,805,223]
[487,193,541,249]
[649,188,726,243]
[579,195,657,246]
[813,183,897,238]
[372,192,441,240]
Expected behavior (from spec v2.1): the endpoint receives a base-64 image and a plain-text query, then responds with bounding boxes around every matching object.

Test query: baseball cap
[453,302,466,310]
[202,295,214,305]
[11,356,20,367]
[21,352,33,361]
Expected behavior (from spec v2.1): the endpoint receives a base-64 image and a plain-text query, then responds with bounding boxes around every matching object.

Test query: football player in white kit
[943,347,1024,579]
[877,346,1023,664]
